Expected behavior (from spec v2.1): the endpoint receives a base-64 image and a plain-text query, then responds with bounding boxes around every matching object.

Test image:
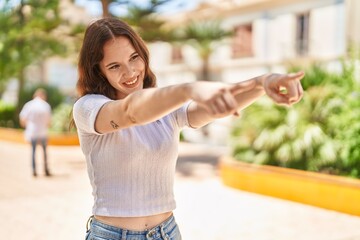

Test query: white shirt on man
[20,97,51,142]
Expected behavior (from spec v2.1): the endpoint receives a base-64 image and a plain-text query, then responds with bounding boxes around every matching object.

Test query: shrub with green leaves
[0,100,16,128]
[329,90,360,177]
[50,103,76,134]
[230,61,360,178]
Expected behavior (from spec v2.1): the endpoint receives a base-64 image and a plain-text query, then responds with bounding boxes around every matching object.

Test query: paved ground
[1,140,360,240]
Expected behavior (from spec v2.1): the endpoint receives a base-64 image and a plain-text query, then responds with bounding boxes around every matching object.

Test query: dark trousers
[31,137,49,176]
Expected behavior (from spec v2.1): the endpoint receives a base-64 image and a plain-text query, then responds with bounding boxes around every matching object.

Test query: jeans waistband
[89,214,176,240]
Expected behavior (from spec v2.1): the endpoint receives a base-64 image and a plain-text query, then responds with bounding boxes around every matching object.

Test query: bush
[330,90,360,177]
[50,103,76,133]
[230,61,360,178]
[0,100,16,128]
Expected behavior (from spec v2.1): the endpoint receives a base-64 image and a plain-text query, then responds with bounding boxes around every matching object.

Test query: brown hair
[33,88,47,100]
[77,17,156,99]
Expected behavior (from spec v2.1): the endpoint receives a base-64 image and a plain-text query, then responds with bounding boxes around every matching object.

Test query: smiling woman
[72,17,304,240]
[100,36,145,99]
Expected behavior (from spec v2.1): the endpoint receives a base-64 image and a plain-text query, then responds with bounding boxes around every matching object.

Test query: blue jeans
[85,215,182,240]
[30,137,49,175]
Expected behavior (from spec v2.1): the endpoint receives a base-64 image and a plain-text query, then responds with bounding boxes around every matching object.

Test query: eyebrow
[105,51,138,68]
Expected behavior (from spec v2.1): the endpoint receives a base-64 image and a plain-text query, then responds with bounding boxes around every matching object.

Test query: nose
[123,64,135,78]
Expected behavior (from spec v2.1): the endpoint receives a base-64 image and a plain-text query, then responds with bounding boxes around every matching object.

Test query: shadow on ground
[176,155,220,178]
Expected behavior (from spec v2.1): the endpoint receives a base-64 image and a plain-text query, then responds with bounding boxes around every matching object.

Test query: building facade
[148,0,359,143]
[152,0,359,84]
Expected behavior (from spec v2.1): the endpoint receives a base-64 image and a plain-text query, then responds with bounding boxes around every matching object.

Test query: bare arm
[20,118,26,128]
[187,76,264,128]
[187,71,305,128]
[95,81,237,133]
[95,71,304,133]
[95,84,189,133]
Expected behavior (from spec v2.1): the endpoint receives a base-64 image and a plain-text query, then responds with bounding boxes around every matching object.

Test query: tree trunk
[101,0,110,17]
[14,67,25,127]
[17,68,25,107]
[15,1,26,124]
[200,55,211,138]
[201,56,210,81]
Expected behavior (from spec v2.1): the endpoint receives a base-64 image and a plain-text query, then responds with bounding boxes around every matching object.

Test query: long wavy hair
[77,17,156,99]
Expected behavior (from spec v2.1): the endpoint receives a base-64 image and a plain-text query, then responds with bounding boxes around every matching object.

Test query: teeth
[124,78,137,85]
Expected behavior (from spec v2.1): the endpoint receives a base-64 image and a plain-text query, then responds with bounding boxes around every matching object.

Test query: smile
[123,76,139,87]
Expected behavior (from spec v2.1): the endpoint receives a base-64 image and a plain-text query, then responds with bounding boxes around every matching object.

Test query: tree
[92,0,128,18]
[0,0,66,111]
[177,20,232,81]
[121,0,178,42]
[96,0,178,42]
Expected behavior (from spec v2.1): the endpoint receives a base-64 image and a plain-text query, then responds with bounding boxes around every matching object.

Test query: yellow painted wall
[220,157,360,216]
[0,127,79,146]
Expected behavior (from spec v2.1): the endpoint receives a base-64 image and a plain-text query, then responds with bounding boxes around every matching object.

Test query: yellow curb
[220,157,360,217]
[0,127,79,146]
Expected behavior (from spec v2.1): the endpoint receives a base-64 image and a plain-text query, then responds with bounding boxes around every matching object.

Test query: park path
[1,140,360,240]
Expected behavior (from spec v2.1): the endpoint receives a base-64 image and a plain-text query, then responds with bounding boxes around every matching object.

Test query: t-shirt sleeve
[73,94,112,135]
[169,101,194,129]
[19,103,29,120]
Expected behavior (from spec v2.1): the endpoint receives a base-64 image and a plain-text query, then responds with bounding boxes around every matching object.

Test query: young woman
[73,17,304,240]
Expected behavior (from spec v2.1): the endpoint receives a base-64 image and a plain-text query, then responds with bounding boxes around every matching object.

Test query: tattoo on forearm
[110,120,119,129]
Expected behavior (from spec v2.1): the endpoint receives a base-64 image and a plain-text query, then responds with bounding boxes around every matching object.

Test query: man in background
[20,88,52,177]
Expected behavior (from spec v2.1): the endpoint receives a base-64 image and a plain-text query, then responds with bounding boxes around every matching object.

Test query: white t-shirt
[73,94,192,217]
[19,97,51,141]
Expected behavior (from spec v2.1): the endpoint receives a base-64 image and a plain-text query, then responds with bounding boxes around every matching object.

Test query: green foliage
[50,103,76,133]
[0,101,16,128]
[18,84,64,111]
[123,7,175,42]
[104,0,178,42]
[289,60,356,91]
[174,20,232,80]
[0,0,65,81]
[329,89,360,177]
[0,0,75,114]
[231,61,360,178]
[176,20,233,58]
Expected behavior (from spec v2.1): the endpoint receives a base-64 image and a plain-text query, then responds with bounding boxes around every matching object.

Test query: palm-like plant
[91,0,128,18]
[121,0,176,42]
[177,20,232,80]
[95,0,176,42]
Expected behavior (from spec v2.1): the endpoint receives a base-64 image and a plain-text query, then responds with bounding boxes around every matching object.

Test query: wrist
[255,74,270,89]
[181,82,193,100]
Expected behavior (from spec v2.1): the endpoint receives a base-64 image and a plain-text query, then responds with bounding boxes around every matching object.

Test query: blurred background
[1,0,360,239]
[1,0,359,177]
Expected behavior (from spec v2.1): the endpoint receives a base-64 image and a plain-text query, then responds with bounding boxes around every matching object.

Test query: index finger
[286,71,305,81]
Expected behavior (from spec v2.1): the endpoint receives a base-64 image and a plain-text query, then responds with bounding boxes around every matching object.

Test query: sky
[75,0,204,17]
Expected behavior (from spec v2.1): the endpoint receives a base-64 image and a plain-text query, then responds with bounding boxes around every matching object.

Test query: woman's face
[100,36,145,99]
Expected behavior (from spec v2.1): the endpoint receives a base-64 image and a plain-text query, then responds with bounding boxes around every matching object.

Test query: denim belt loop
[146,228,156,240]
[160,224,169,240]
[86,215,94,232]
[121,229,128,240]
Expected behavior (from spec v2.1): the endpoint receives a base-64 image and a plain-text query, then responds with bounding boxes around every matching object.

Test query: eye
[130,54,139,61]
[108,64,120,70]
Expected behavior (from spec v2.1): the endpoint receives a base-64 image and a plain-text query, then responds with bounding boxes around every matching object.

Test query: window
[296,12,310,56]
[232,24,253,58]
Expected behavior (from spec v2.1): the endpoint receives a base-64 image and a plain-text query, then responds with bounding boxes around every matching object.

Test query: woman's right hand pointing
[260,71,305,106]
